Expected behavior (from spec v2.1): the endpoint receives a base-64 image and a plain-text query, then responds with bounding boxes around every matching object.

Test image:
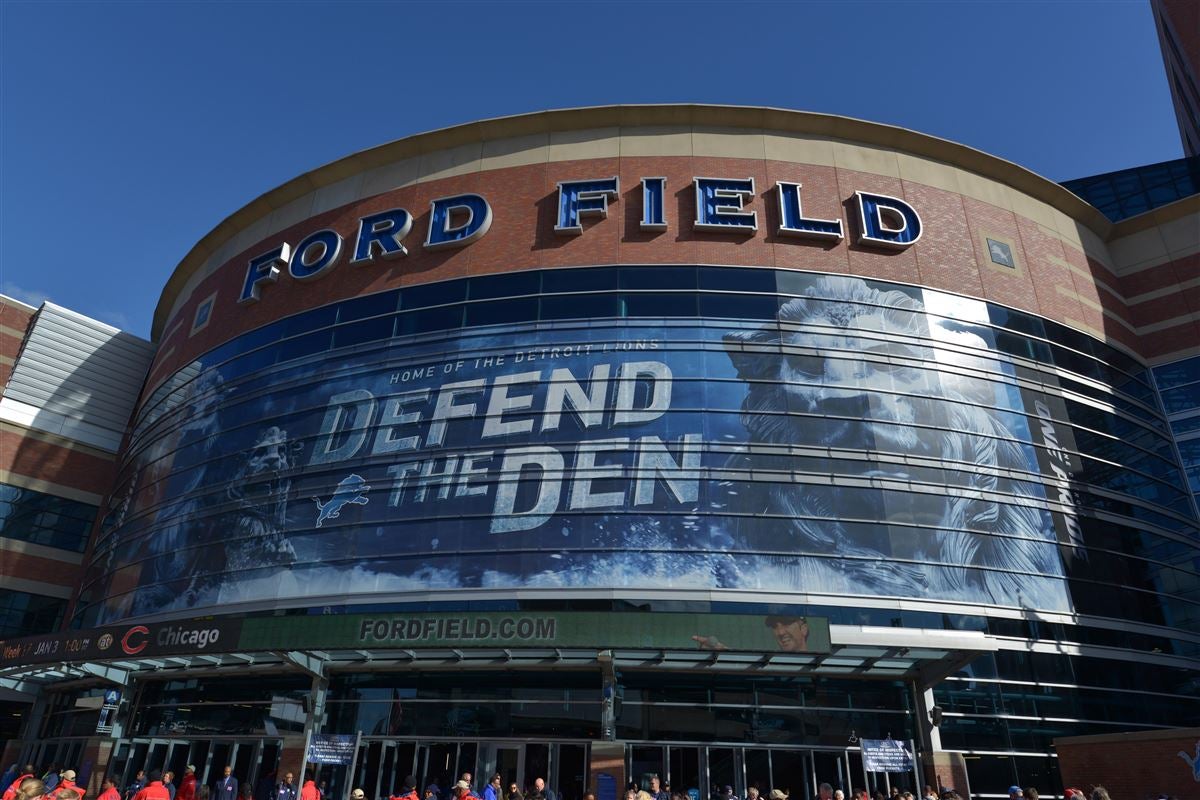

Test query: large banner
[96,274,1077,622]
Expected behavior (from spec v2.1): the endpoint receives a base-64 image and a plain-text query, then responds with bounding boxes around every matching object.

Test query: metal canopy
[0,626,996,692]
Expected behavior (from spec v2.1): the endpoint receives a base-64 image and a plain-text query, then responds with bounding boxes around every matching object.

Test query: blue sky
[0,0,1183,339]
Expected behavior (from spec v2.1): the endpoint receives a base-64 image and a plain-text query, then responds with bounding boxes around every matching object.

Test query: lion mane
[722,275,1063,607]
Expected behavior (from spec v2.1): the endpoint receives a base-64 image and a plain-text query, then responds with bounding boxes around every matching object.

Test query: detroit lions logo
[1179,738,1200,782]
[313,474,371,528]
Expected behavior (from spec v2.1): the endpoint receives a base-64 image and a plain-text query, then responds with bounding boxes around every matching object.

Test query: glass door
[810,752,844,797]
[705,748,737,800]
[764,750,809,800]
[554,744,587,800]
[667,747,701,800]
[479,744,523,790]
[419,743,458,797]
[629,746,665,792]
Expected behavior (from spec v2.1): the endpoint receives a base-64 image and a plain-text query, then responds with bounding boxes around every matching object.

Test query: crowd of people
[0,765,287,800]
[360,771,558,800]
[0,764,1151,800]
[620,779,1126,800]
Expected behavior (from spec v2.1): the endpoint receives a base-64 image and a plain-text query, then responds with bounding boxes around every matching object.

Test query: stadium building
[1,93,1199,800]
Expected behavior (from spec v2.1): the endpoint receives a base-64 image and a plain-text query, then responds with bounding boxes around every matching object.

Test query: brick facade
[1055,727,1200,800]
[143,111,1199,404]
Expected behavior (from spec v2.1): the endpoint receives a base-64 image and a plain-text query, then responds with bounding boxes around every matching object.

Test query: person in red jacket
[99,779,121,800]
[53,770,80,800]
[2,766,36,800]
[177,769,197,800]
[390,777,418,800]
[299,776,318,800]
[133,771,171,800]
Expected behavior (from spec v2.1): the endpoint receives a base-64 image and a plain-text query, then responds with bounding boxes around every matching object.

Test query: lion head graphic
[721,275,1064,607]
[222,425,299,572]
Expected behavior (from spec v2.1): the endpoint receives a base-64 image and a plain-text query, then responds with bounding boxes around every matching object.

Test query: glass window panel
[338,291,400,322]
[623,293,698,317]
[700,267,777,293]
[1155,355,1200,388]
[620,266,697,289]
[464,298,539,327]
[401,279,468,309]
[1160,382,1200,414]
[539,293,621,320]
[275,329,332,362]
[1169,415,1200,435]
[541,267,618,293]
[470,271,540,300]
[397,305,464,335]
[281,305,338,338]
[698,293,779,320]
[333,316,396,349]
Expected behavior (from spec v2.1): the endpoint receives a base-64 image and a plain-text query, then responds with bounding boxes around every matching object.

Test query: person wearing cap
[178,769,197,800]
[351,791,366,800]
[453,782,472,800]
[134,771,171,800]
[1007,788,1021,800]
[764,615,809,651]
[390,776,418,800]
[52,771,80,800]
[424,786,440,800]
[275,774,296,800]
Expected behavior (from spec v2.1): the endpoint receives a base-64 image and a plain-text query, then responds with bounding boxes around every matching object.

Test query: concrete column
[295,673,329,782]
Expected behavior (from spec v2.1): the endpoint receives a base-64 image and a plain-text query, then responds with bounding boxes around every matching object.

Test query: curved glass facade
[80,266,1199,636]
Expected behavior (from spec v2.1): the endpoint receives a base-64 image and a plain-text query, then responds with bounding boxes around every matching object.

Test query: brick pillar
[920,752,971,800]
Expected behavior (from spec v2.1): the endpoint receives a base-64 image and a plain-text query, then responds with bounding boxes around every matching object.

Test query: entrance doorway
[626,745,915,800]
[350,741,589,800]
[105,738,282,793]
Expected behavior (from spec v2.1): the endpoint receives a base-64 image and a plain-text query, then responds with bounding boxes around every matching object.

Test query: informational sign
[96,689,121,734]
[861,739,914,772]
[239,611,831,654]
[308,734,359,765]
[0,618,243,668]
